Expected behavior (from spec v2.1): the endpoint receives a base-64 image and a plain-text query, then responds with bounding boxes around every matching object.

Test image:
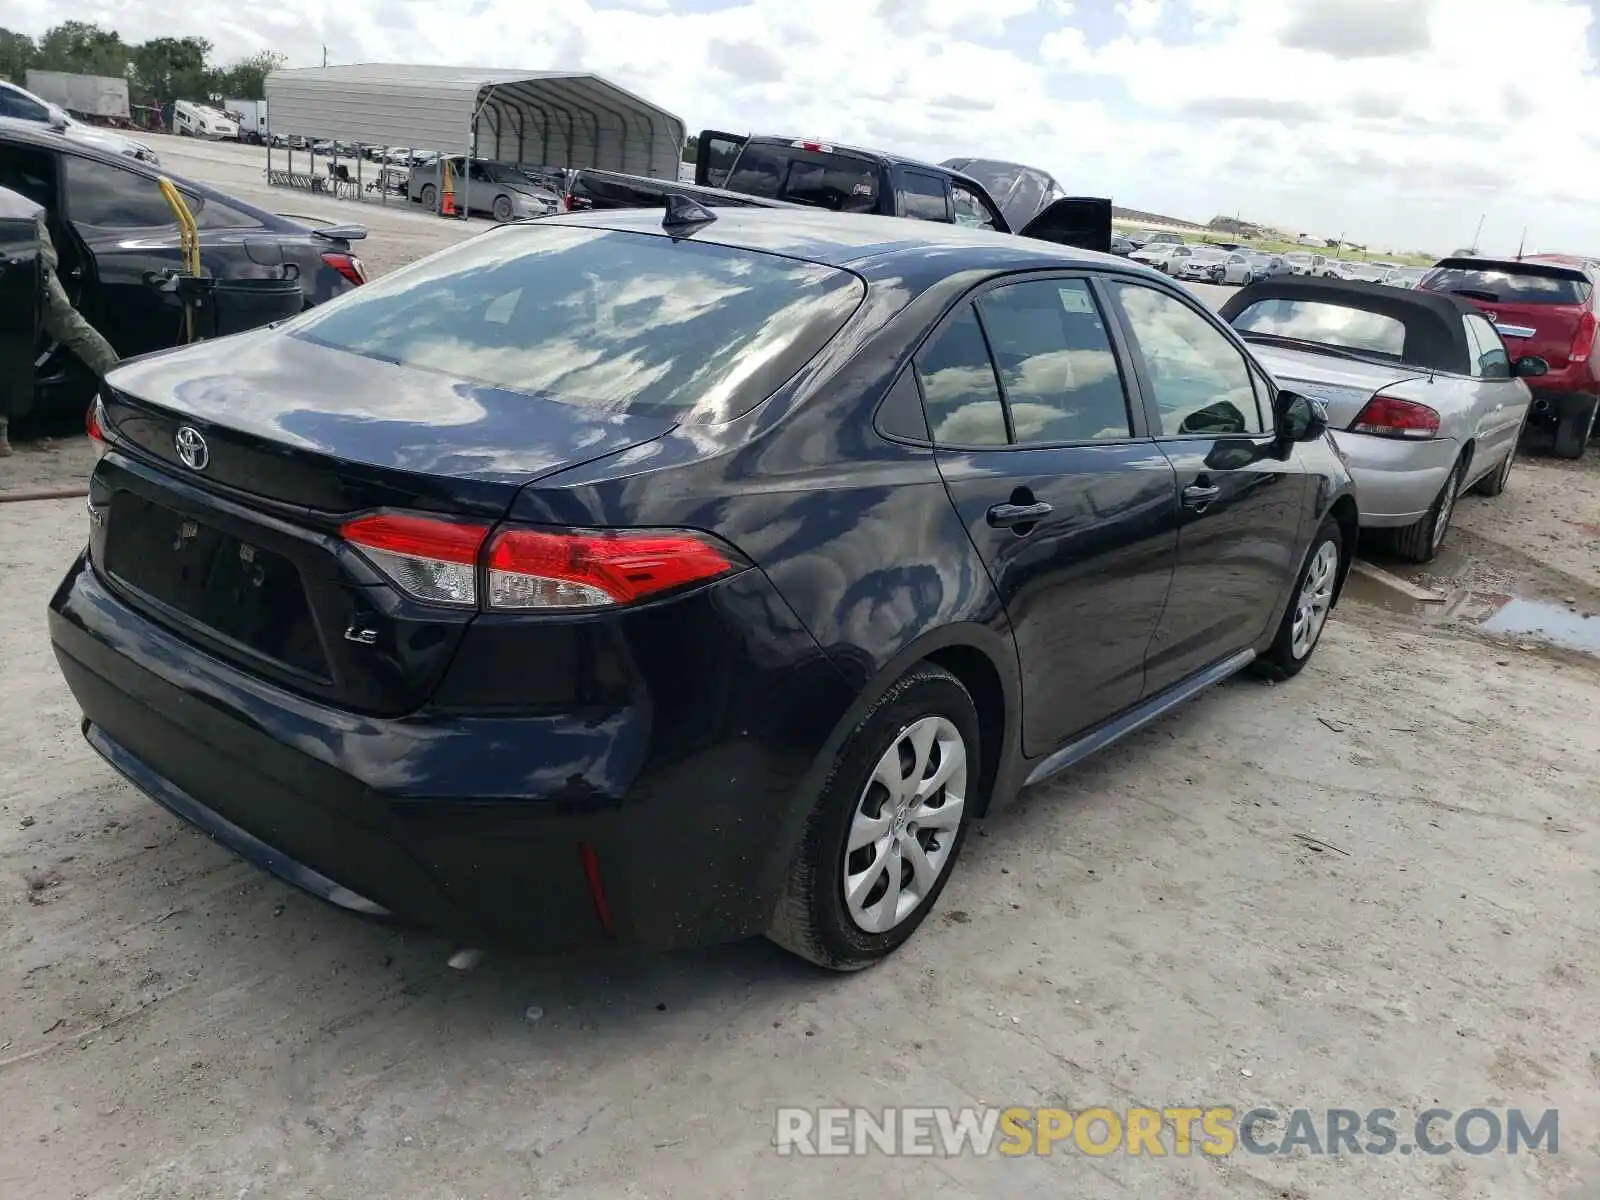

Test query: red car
[1420,255,1598,457]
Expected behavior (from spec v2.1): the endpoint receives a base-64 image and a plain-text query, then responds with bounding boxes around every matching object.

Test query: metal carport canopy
[264,64,685,178]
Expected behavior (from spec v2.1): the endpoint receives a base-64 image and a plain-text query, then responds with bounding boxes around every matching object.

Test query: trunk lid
[95,332,674,716]
[1421,257,1592,370]
[1246,342,1426,428]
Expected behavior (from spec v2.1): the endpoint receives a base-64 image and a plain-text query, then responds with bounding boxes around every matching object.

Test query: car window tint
[64,155,178,228]
[0,144,55,208]
[726,144,879,212]
[975,279,1131,443]
[950,181,998,231]
[0,86,49,123]
[901,172,949,222]
[1421,264,1591,305]
[289,224,865,423]
[191,194,261,230]
[914,304,1008,445]
[1111,282,1264,436]
[1464,314,1511,379]
[1232,298,1406,358]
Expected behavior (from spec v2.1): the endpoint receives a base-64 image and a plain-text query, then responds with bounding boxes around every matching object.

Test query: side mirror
[1276,390,1328,443]
[1513,355,1549,378]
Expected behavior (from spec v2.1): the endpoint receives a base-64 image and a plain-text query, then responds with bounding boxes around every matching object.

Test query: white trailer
[173,99,240,140]
[24,70,130,121]
[226,99,269,143]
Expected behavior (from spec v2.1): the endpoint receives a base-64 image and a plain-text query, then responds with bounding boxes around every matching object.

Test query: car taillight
[1571,311,1596,364]
[483,527,745,610]
[340,515,747,610]
[341,513,488,606]
[1350,394,1441,439]
[321,250,367,286]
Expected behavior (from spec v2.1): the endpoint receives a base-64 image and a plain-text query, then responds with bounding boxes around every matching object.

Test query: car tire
[1553,397,1597,460]
[1392,456,1465,563]
[768,663,981,972]
[1253,517,1343,681]
[1471,440,1517,497]
[420,183,438,212]
[492,195,514,223]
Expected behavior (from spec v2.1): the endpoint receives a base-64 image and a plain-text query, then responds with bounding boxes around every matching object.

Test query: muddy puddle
[1345,534,1600,658]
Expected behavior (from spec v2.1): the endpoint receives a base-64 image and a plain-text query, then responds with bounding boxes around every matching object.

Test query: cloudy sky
[14,0,1600,253]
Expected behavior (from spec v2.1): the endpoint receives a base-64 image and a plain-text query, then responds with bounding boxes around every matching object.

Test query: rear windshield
[1421,265,1592,306]
[289,223,865,422]
[1232,298,1406,358]
[725,143,880,212]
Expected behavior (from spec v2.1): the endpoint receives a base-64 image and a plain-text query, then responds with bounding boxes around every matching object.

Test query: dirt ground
[4,173,1600,1197]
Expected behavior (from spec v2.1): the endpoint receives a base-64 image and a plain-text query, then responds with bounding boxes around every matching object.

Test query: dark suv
[1421,255,1599,457]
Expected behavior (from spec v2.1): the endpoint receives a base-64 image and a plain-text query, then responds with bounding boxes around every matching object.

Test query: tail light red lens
[1350,394,1441,439]
[340,516,746,611]
[321,250,367,286]
[484,527,745,610]
[1571,311,1596,364]
[341,513,488,606]
[86,395,107,449]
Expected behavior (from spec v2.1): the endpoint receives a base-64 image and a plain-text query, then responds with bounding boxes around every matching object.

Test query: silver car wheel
[843,716,968,934]
[1291,540,1339,660]
[1432,473,1459,552]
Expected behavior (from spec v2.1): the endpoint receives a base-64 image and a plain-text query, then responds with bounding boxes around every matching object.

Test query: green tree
[682,134,698,164]
[0,28,37,85]
[212,50,286,100]
[34,20,130,77]
[129,36,213,103]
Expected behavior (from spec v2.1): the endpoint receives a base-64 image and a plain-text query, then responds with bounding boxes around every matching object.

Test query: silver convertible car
[1219,278,1545,562]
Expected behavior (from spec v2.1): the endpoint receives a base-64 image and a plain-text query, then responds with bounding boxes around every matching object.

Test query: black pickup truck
[693,131,1111,252]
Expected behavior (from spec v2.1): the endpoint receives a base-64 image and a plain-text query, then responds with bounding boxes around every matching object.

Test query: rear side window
[289,224,865,423]
[64,155,180,229]
[1422,264,1592,306]
[1463,314,1511,379]
[901,172,949,222]
[913,305,1007,445]
[726,144,879,212]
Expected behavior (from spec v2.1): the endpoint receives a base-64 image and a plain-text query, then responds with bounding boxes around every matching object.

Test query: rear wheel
[420,183,437,211]
[768,664,980,971]
[1392,457,1464,563]
[1253,518,1342,681]
[1553,397,1597,460]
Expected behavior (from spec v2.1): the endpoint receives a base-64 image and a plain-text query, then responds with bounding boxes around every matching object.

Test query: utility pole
[1471,212,1486,252]
[322,46,329,67]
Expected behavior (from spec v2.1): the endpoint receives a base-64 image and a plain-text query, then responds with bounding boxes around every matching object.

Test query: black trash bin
[175,268,305,341]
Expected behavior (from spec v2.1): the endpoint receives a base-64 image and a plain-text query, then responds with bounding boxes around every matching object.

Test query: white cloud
[9,0,1600,253]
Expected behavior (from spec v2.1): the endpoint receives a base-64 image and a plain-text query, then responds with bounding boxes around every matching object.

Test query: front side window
[1111,282,1263,436]
[975,279,1131,443]
[64,154,180,229]
[913,304,1007,445]
[950,181,997,231]
[0,86,49,123]
[901,172,949,222]
[289,224,865,423]
[1464,314,1511,379]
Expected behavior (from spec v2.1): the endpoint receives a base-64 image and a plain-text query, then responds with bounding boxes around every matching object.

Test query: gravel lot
[3,146,1599,1199]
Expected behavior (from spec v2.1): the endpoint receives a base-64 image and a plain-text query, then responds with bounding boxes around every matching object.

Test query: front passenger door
[920,276,1178,754]
[1106,280,1307,695]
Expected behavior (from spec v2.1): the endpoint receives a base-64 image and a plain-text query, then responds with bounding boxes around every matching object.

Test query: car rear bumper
[1332,432,1459,527]
[49,552,854,953]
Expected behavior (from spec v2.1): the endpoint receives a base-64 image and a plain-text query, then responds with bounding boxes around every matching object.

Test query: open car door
[0,186,41,420]
[1018,197,1113,254]
[694,130,749,189]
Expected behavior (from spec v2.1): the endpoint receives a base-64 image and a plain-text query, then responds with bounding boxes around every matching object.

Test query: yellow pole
[156,177,201,340]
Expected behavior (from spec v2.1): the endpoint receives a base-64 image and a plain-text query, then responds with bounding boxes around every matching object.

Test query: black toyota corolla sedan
[49,206,1356,970]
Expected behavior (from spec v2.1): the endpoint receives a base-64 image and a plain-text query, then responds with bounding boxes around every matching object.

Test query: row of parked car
[1118,233,1427,289]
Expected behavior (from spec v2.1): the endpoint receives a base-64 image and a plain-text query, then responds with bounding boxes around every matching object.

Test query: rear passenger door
[1105,280,1306,695]
[917,275,1179,754]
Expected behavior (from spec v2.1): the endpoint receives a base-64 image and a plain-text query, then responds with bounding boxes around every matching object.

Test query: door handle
[1182,483,1221,510]
[987,501,1053,528]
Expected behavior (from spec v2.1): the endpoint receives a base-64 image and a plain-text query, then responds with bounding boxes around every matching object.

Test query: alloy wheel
[1290,540,1339,659]
[842,716,968,934]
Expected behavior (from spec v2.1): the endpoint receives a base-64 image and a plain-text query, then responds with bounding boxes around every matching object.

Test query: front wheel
[419,183,438,211]
[1472,440,1517,496]
[768,664,980,971]
[1253,518,1343,680]
[492,194,514,223]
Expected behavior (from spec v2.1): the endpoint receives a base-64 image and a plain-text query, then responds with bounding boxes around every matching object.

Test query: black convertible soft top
[1218,275,1479,375]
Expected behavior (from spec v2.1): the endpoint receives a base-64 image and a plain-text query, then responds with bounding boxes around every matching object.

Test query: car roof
[532,206,1147,281]
[744,134,955,176]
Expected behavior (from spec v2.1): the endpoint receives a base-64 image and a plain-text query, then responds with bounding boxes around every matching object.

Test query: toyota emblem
[174,426,209,471]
